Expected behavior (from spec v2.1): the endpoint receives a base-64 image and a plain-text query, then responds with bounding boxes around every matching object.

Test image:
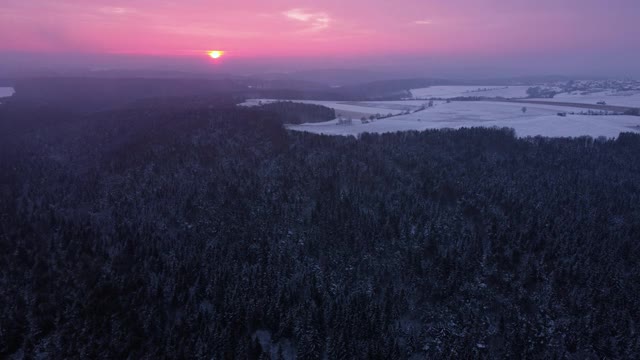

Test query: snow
[409,86,530,99]
[238,99,278,107]
[286,101,640,138]
[529,90,640,108]
[240,99,408,116]
[297,100,406,115]
[0,87,14,98]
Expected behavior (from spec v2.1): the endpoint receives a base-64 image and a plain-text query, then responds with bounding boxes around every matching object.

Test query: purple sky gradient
[1,0,639,77]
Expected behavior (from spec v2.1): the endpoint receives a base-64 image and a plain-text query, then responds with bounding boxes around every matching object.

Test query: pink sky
[1,0,639,75]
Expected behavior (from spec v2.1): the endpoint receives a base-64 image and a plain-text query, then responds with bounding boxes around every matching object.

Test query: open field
[500,99,636,113]
[280,100,640,138]
[409,85,530,99]
[407,83,640,109]
[240,98,412,118]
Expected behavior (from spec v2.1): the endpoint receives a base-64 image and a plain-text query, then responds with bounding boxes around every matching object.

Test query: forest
[1,95,640,359]
[254,102,336,124]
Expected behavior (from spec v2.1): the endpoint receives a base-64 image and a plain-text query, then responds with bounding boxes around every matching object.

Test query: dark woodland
[1,88,640,359]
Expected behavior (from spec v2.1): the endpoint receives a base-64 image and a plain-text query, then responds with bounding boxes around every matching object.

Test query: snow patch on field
[240,99,279,107]
[409,86,530,99]
[0,87,14,98]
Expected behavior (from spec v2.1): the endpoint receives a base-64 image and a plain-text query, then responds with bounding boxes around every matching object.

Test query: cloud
[284,9,330,31]
[155,24,261,39]
[99,7,136,15]
[413,19,433,25]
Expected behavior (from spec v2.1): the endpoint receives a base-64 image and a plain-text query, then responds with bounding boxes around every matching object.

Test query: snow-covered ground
[240,99,410,117]
[529,90,640,108]
[286,101,640,138]
[240,99,427,121]
[409,86,530,99]
[240,99,282,107]
[0,87,14,98]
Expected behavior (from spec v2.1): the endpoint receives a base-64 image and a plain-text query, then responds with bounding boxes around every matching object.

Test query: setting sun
[208,50,224,59]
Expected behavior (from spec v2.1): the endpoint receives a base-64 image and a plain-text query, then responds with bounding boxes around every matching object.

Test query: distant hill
[339,78,454,100]
[9,76,457,110]
[15,74,620,111]
[255,69,400,86]
[12,77,247,111]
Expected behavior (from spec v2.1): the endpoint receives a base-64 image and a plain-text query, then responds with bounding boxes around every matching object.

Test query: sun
[208,50,224,59]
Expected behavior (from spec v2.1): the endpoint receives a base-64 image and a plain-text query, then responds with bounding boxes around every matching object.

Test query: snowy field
[529,90,640,108]
[240,98,411,117]
[0,87,14,98]
[409,86,530,99]
[408,84,640,108]
[240,98,425,120]
[282,101,640,138]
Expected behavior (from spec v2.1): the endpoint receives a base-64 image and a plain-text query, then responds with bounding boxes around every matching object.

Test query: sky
[1,0,639,77]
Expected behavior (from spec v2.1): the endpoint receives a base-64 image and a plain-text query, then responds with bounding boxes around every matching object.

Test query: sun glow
[208,50,225,59]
